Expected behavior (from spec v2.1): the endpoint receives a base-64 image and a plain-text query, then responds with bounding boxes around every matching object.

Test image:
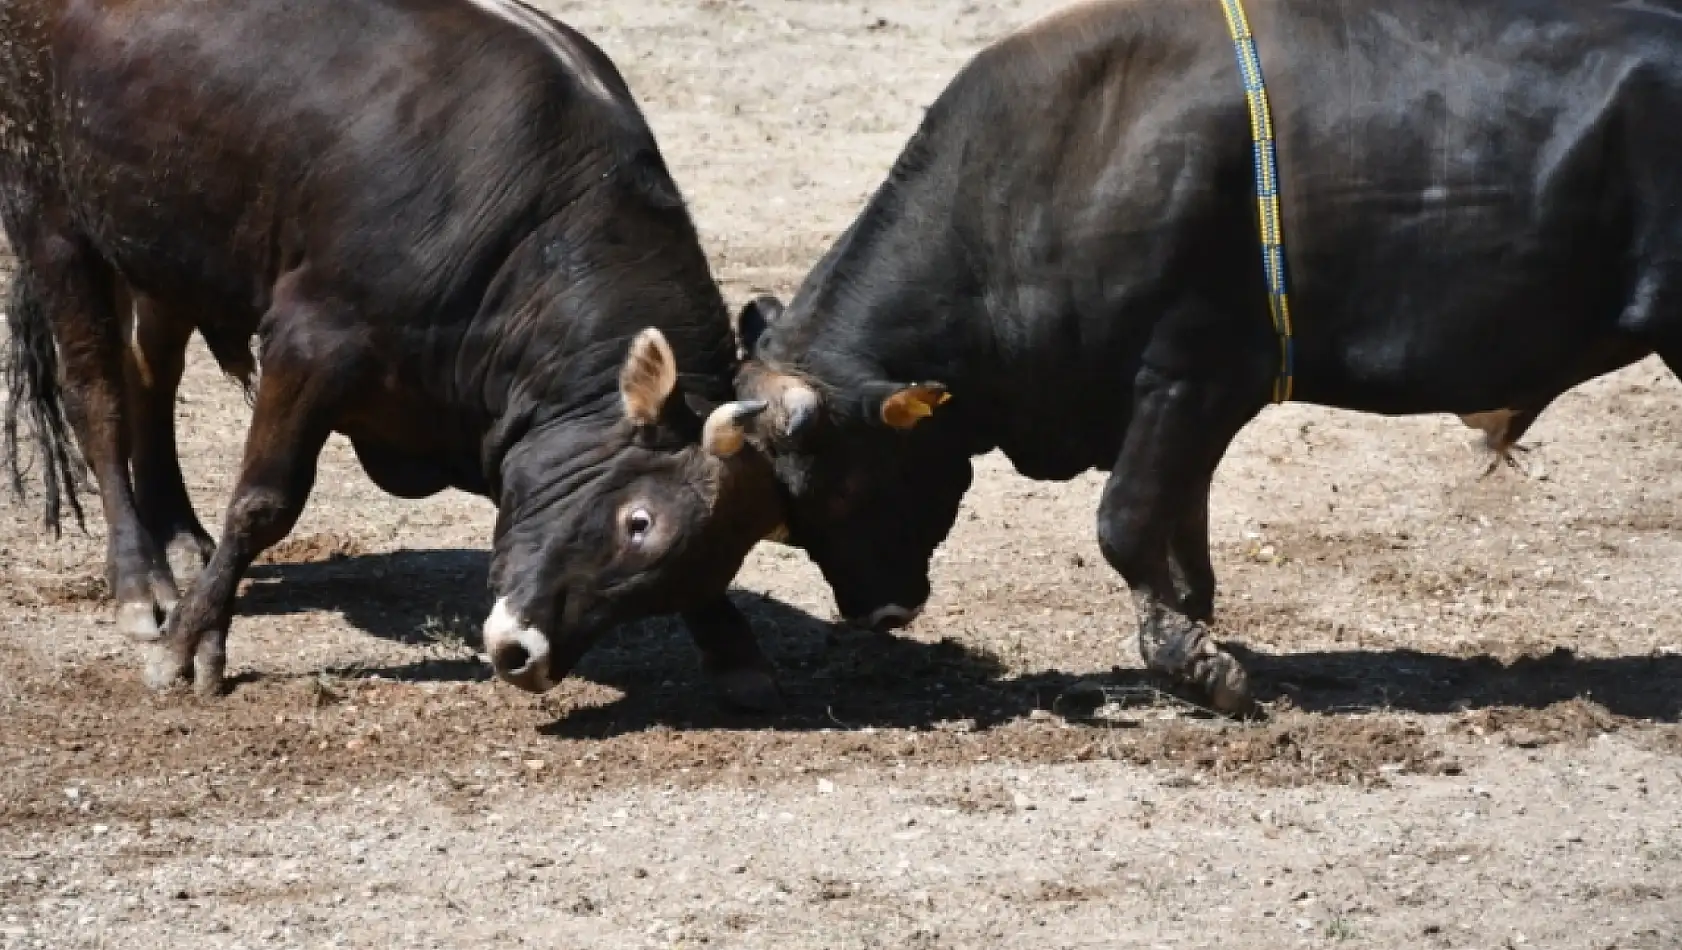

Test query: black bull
[0,0,791,707]
[736,0,1682,714]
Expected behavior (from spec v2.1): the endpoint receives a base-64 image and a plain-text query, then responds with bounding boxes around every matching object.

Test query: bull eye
[626,507,654,545]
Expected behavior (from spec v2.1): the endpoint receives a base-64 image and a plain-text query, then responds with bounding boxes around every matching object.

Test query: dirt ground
[5,1,1682,947]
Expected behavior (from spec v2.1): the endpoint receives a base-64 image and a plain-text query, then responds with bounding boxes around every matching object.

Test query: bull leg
[682,596,784,713]
[1460,408,1543,477]
[1098,367,1259,716]
[1659,346,1682,385]
[123,296,216,589]
[13,224,177,641]
[145,292,360,694]
[1167,473,1216,623]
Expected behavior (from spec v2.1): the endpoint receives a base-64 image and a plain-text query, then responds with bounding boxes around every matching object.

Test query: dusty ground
[4,1,1682,947]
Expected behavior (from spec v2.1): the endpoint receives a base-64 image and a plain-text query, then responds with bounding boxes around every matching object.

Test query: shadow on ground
[1233,642,1682,723]
[236,548,1682,735]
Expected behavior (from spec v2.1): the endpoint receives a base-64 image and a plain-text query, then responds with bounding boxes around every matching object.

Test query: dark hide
[0,0,785,705]
[737,0,1682,713]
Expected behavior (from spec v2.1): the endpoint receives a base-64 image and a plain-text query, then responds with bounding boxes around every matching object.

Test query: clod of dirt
[1453,698,1623,749]
[1116,716,1460,788]
[255,533,369,566]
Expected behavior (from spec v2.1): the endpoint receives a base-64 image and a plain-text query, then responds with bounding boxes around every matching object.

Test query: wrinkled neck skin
[758,148,995,458]
[459,181,737,507]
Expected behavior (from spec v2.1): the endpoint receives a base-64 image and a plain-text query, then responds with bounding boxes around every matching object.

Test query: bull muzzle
[483,598,556,693]
[847,603,924,633]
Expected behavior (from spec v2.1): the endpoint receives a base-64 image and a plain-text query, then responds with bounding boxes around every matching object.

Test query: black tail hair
[4,265,86,536]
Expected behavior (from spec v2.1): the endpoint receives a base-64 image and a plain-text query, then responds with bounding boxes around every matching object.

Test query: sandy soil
[4,1,1682,947]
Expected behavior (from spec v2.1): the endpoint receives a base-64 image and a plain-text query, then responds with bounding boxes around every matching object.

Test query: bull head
[620,327,777,458]
[733,296,951,439]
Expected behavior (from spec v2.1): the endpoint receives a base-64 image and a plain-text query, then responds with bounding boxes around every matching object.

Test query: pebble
[817,779,835,794]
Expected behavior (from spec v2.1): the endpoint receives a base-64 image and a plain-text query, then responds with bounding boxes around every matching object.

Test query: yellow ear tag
[880,385,950,429]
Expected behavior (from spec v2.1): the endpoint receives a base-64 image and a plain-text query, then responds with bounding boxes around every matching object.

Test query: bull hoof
[1138,609,1258,719]
[116,600,167,642]
[193,638,228,697]
[709,667,786,714]
[141,639,194,691]
[1197,650,1256,718]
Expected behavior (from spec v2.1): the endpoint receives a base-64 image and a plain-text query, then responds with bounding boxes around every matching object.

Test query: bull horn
[703,399,769,458]
[780,382,820,437]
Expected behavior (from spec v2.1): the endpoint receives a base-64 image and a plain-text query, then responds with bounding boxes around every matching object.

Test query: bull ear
[620,328,678,426]
[877,382,951,430]
[734,295,784,357]
[702,399,769,458]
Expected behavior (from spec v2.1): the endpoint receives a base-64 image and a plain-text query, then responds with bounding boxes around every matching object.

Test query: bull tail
[4,264,87,536]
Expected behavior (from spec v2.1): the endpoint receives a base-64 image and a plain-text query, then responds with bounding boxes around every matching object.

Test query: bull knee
[1096,508,1159,579]
[224,486,300,551]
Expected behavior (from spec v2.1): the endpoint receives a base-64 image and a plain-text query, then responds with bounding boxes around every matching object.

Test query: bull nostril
[491,641,533,675]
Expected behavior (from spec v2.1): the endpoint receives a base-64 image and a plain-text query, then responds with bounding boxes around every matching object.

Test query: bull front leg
[1168,474,1217,623]
[682,595,785,714]
[1097,366,1259,716]
[144,289,363,694]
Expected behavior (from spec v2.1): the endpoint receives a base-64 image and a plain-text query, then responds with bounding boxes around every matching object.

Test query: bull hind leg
[1097,366,1261,717]
[3,214,176,641]
[146,287,365,694]
[123,295,216,588]
[1459,408,1543,477]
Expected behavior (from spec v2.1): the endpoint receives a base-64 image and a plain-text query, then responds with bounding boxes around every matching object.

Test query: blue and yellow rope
[1218,0,1295,403]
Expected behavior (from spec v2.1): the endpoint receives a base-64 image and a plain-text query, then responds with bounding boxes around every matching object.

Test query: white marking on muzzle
[859,604,922,631]
[483,598,554,692]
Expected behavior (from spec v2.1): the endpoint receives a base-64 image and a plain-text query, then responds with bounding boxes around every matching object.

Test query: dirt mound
[254,533,370,566]
[0,644,1474,837]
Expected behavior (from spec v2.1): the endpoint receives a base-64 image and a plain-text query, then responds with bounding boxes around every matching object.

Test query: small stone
[1069,790,1092,803]
[817,779,835,795]
[523,760,546,771]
